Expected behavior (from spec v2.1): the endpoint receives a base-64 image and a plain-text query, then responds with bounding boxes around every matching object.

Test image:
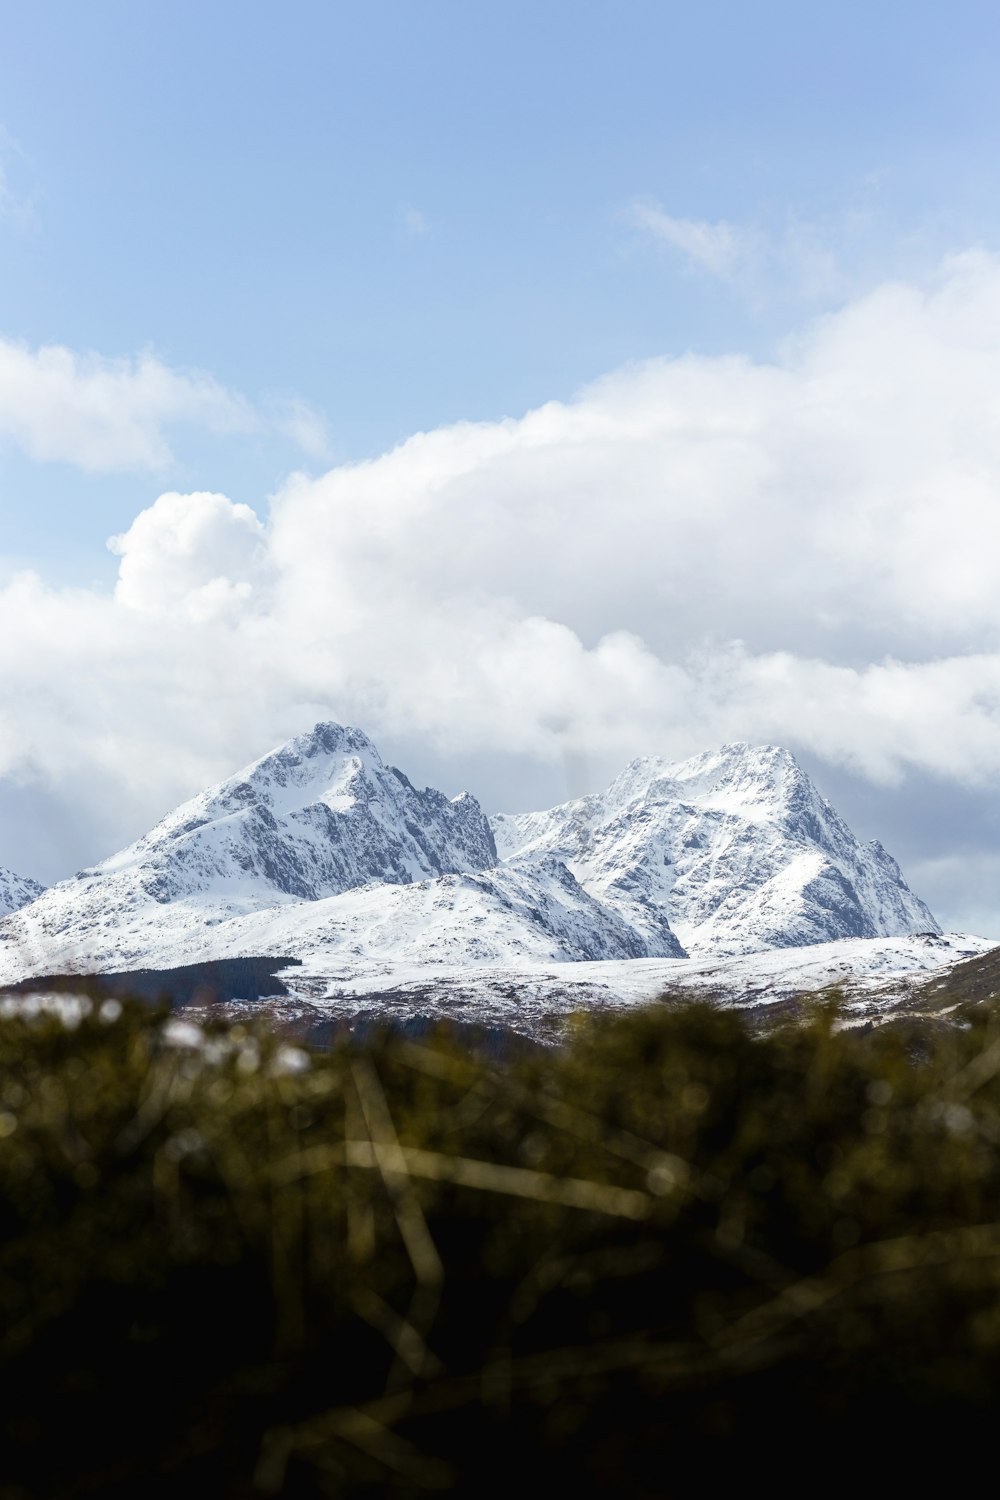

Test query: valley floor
[217,930,997,1042]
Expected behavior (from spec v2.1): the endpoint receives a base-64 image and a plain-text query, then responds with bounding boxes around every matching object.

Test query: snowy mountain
[122,719,498,901]
[0,723,498,977]
[0,866,45,919]
[492,743,938,957]
[0,729,939,984]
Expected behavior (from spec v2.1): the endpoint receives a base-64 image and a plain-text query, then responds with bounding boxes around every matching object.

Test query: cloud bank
[4,252,1000,918]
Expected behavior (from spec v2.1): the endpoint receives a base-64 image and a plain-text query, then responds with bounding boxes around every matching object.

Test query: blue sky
[4,0,1000,578]
[5,1,1000,935]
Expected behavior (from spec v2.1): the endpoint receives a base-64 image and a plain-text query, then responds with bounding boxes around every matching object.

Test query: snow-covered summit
[101,721,497,901]
[491,742,938,957]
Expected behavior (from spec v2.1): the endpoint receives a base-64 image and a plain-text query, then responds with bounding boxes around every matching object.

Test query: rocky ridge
[0,727,939,982]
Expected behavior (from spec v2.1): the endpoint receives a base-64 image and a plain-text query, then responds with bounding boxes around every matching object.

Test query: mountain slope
[166,857,684,971]
[0,855,684,984]
[491,743,938,957]
[216,930,992,1043]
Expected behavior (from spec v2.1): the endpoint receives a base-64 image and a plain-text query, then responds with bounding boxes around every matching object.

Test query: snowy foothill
[220,930,990,1042]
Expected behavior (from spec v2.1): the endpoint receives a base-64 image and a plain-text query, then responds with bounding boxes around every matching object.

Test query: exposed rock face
[0,866,44,919]
[491,743,938,957]
[115,720,499,903]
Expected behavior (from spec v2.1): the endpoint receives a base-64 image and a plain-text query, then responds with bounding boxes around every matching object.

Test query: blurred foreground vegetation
[4,993,1000,1494]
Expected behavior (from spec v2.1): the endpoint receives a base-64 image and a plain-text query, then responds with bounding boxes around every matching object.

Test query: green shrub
[2,993,1000,1494]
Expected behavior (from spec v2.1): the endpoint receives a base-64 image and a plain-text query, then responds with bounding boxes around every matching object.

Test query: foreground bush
[3,994,1000,1494]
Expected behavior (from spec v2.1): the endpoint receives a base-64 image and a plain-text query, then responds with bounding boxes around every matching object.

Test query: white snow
[246,931,994,1039]
[0,727,973,1029]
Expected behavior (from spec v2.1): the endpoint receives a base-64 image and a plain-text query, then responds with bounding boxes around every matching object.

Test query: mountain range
[0,722,941,989]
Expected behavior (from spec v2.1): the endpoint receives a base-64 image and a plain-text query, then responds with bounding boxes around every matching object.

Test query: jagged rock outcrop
[492,743,938,957]
[0,866,45,919]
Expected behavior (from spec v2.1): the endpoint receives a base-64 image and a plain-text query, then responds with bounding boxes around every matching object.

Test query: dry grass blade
[256,1404,454,1493]
[944,1034,1000,1100]
[350,1056,444,1287]
[396,1036,691,1189]
[273,1138,651,1218]
[387,1144,652,1218]
[352,1288,445,1380]
[714,1220,1000,1372]
[113,1054,182,1154]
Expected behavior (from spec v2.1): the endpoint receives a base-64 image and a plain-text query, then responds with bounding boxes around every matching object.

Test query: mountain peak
[597,742,807,822]
[233,721,381,803]
[491,741,938,956]
[671,740,801,780]
[7,725,499,975]
[275,720,375,759]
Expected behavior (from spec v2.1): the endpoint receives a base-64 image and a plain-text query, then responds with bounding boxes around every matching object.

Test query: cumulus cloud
[7,252,1000,917]
[109,491,271,620]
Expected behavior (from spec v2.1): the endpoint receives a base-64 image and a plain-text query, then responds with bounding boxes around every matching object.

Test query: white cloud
[0,163,34,232]
[0,337,337,471]
[8,253,1000,903]
[0,128,37,233]
[0,339,254,470]
[624,197,869,305]
[624,199,755,278]
[400,206,430,238]
[270,397,334,462]
[109,491,271,620]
